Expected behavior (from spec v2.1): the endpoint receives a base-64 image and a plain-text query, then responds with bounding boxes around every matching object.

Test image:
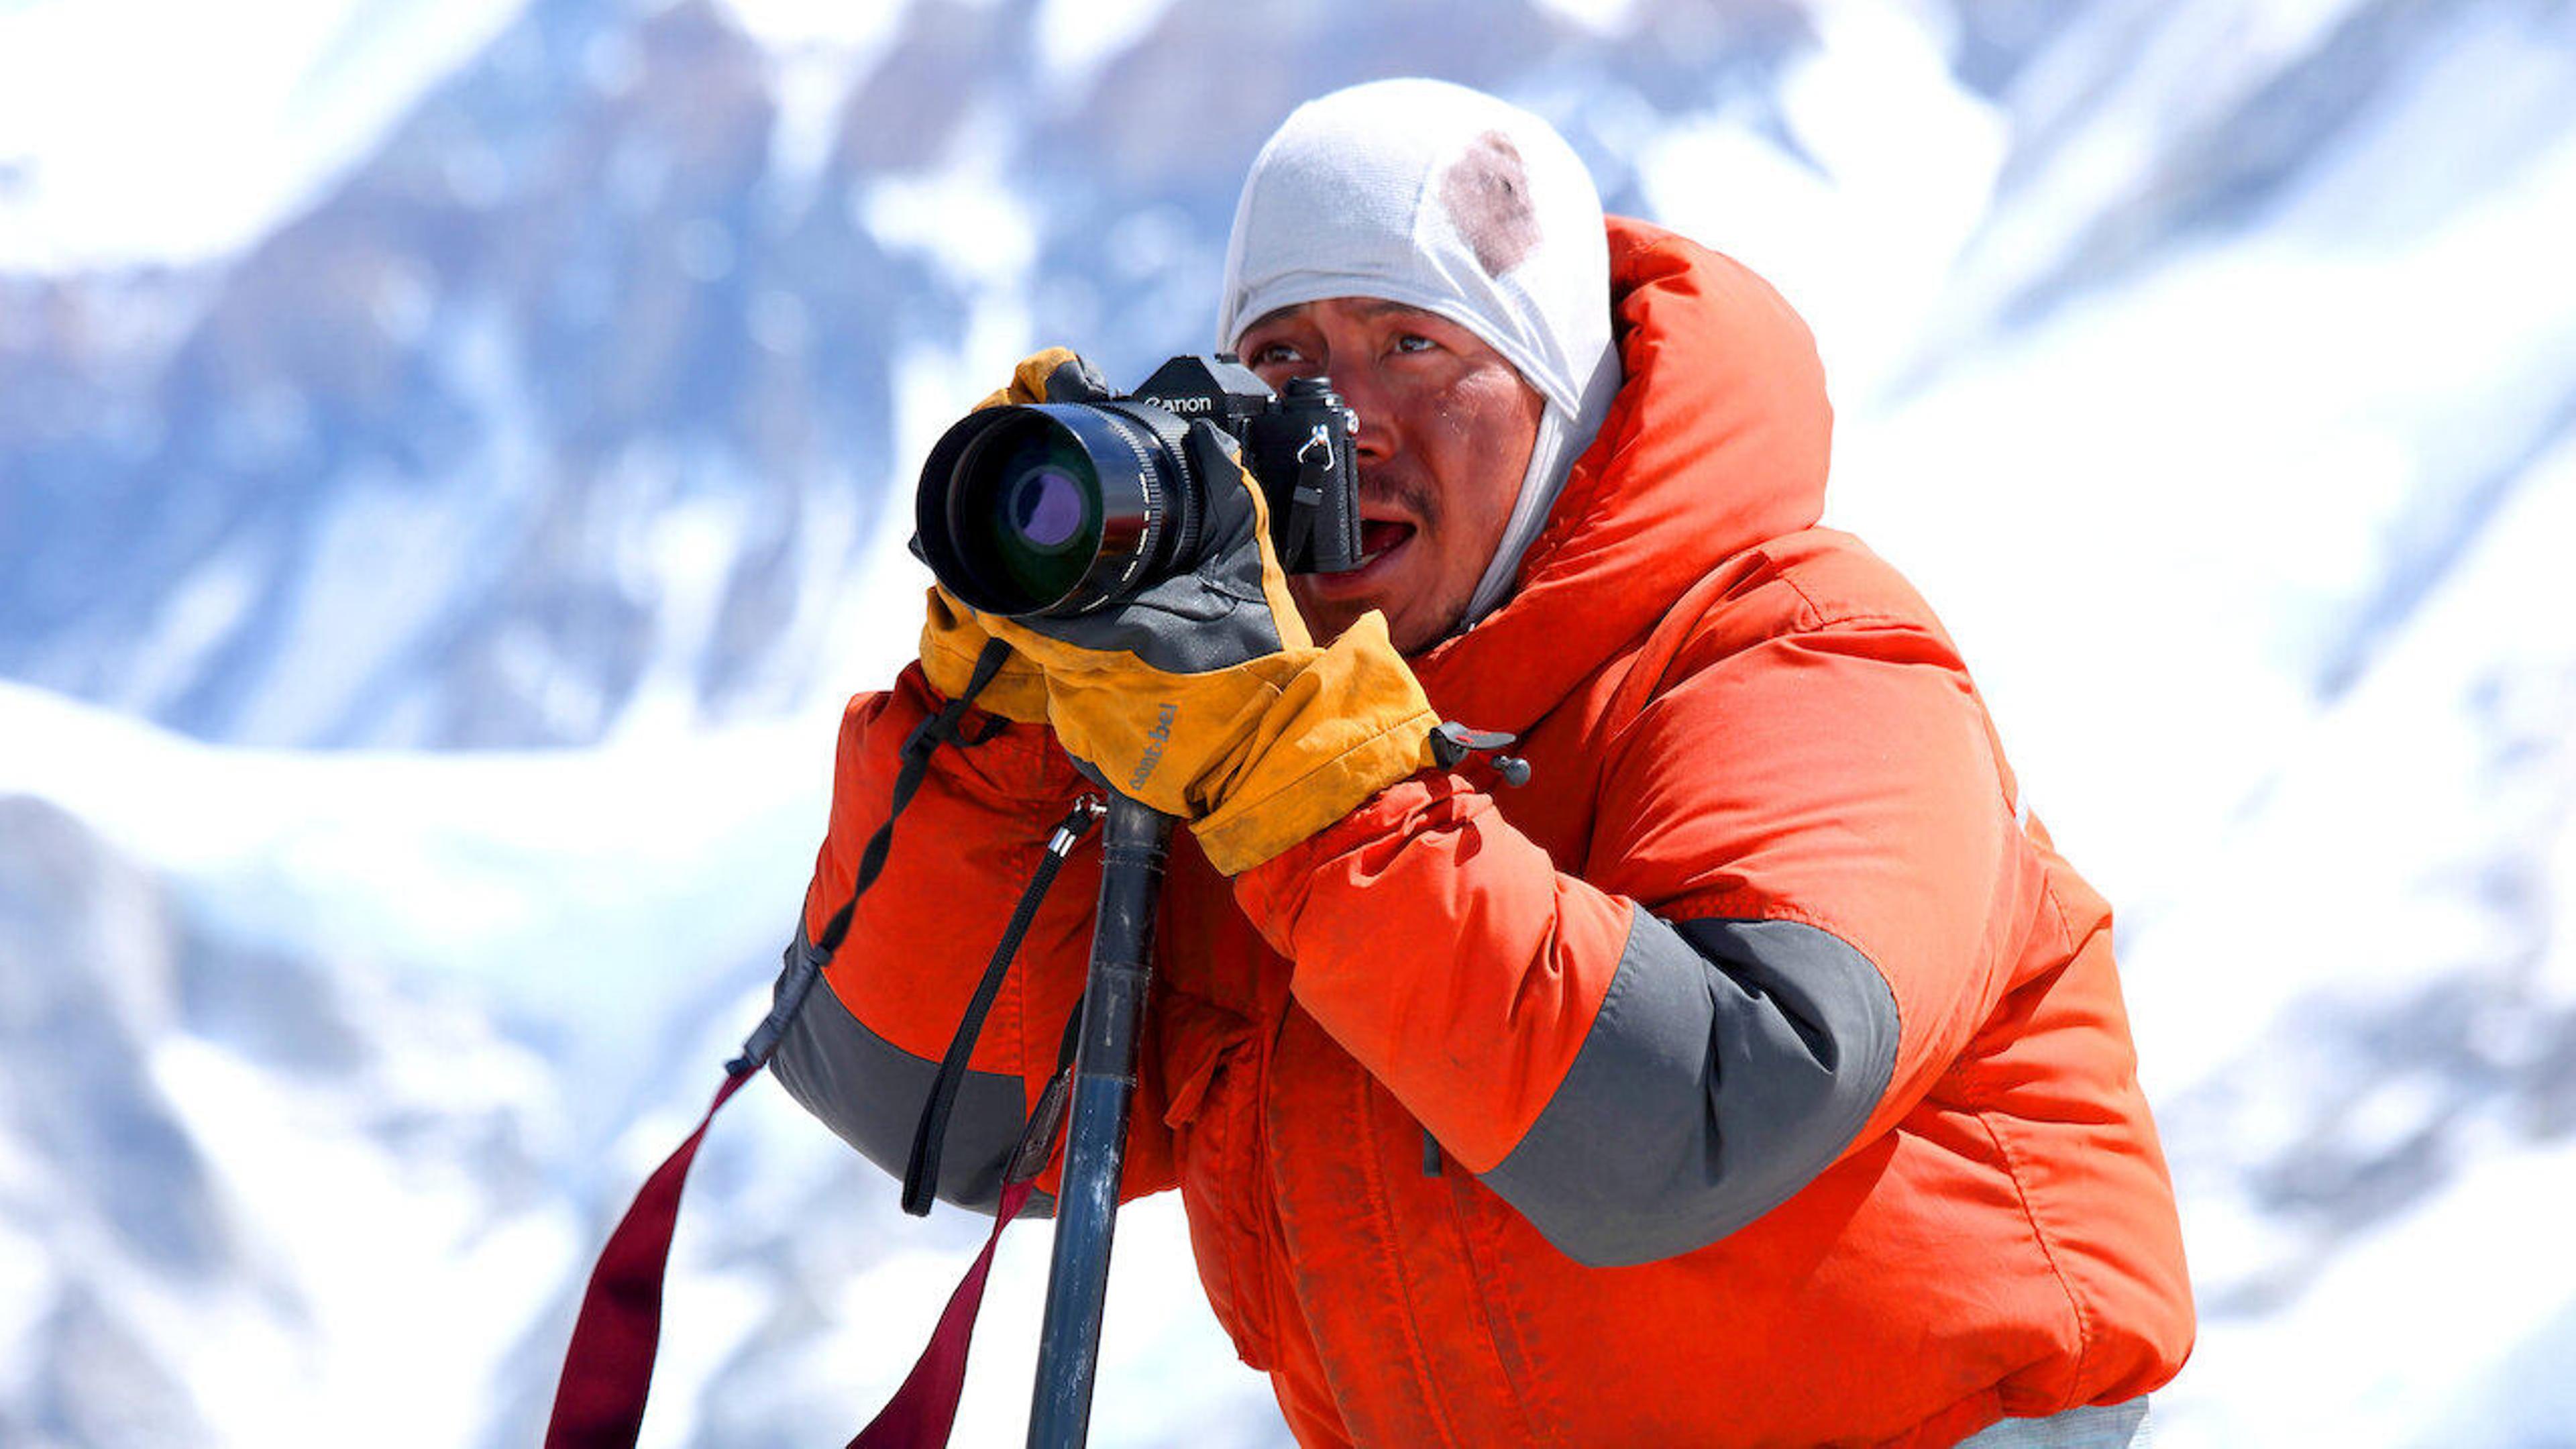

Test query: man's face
[1236,298,1545,654]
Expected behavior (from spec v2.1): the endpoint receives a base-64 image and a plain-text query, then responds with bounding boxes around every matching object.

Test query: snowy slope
[0,676,1271,1448]
[5,0,2575,1444]
[2138,427,2576,1446]
[0,0,533,272]
[0,775,578,1448]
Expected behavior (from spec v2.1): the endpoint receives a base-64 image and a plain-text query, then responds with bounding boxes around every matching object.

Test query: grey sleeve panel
[1480,912,1899,1267]
[767,929,1038,1217]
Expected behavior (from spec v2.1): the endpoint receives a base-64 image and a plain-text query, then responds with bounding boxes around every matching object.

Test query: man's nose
[1325,363,1398,466]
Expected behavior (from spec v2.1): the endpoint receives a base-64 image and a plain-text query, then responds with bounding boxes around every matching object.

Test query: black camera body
[915,354,1362,619]
[1126,355,1363,576]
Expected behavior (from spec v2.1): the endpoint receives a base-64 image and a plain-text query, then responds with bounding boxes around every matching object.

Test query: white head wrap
[1215,78,1619,631]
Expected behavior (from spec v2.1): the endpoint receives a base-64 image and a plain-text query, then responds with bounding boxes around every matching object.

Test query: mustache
[1356,466,1440,526]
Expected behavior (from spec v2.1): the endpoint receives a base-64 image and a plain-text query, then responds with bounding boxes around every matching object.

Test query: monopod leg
[1027,794,1173,1449]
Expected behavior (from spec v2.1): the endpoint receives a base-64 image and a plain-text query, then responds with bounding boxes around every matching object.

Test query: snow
[715,0,914,52]
[1827,85,2576,929]
[0,668,1265,1446]
[610,470,753,739]
[758,1193,1273,1449]
[144,1034,576,1447]
[2165,1132,2576,1449]
[2060,323,2576,1449]
[0,680,822,1092]
[717,0,912,220]
[859,146,1042,295]
[116,544,266,722]
[225,466,515,744]
[1032,0,1181,101]
[1529,0,1642,36]
[0,0,529,271]
[1636,1,2012,398]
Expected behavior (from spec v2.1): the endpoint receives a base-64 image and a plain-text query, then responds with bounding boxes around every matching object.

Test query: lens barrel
[916,402,1199,617]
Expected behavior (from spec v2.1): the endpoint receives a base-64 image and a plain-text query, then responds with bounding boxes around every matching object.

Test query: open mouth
[1301,515,1417,596]
[1356,519,1415,564]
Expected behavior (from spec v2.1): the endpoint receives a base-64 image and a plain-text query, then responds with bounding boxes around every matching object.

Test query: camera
[914,355,1362,618]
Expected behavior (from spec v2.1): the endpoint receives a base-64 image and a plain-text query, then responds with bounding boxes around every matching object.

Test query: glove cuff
[1191,616,1439,874]
[919,587,1051,723]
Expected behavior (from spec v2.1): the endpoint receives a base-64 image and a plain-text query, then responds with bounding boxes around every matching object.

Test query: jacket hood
[1409,218,1833,733]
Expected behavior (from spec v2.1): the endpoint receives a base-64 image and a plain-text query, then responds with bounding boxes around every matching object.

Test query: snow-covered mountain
[4,0,2573,1444]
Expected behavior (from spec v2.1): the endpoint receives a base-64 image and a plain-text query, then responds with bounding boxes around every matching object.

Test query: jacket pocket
[1165,1025,1278,1370]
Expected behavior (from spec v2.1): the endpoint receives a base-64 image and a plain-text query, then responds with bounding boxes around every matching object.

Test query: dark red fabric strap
[549,639,1038,1447]
[850,1178,1036,1448]
[547,1067,758,1448]
[545,1067,1037,1449]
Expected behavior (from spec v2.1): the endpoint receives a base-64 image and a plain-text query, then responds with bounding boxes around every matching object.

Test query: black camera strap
[902,794,1104,1216]
[728,641,1015,1074]
[1283,423,1332,568]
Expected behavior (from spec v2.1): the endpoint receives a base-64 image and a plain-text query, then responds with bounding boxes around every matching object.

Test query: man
[776,79,2194,1447]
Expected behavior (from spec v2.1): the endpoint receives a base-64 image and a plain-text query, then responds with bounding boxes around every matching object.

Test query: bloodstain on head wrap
[1442,131,1541,278]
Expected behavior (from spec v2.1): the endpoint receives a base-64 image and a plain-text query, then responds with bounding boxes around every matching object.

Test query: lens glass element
[1007,467,1087,549]
[968,421,1104,606]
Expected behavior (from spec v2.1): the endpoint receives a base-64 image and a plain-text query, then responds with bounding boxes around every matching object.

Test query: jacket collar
[1408,217,1835,734]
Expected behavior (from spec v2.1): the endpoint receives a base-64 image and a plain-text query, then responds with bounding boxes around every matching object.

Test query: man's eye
[1248,341,1305,366]
[1393,333,1437,354]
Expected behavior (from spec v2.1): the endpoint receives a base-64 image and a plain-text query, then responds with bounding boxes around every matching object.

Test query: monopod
[1026,792,1175,1448]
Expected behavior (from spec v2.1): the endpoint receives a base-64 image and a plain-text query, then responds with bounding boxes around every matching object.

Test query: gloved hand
[966,385,1440,873]
[914,348,1116,723]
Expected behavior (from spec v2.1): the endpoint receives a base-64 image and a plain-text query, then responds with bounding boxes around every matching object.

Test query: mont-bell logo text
[1127,702,1179,791]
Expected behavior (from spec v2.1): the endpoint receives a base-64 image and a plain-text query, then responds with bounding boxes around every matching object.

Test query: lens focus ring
[914,402,1203,616]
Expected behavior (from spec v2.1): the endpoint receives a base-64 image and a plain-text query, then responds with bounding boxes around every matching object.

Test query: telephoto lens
[916,402,1203,617]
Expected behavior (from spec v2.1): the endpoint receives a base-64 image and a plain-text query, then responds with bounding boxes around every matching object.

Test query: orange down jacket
[776,218,2195,1448]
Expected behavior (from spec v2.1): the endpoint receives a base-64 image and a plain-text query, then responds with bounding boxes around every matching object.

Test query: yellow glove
[971,416,1440,873]
[914,348,1113,723]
